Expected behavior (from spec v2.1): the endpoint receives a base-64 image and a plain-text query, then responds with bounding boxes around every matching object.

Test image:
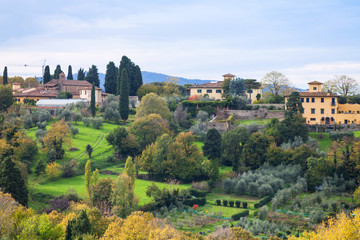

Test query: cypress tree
[77,68,85,80]
[54,65,62,79]
[118,56,132,95]
[133,65,143,96]
[203,128,222,160]
[67,65,73,80]
[104,61,118,94]
[0,156,28,206]
[43,65,51,84]
[3,66,8,85]
[86,65,100,87]
[90,82,96,117]
[119,68,129,122]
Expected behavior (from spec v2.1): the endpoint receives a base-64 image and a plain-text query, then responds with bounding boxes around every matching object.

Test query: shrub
[229,200,234,207]
[248,182,259,196]
[91,117,103,129]
[234,180,247,196]
[269,105,275,110]
[232,210,249,220]
[70,126,79,136]
[216,199,221,206]
[310,208,325,223]
[223,179,234,194]
[50,197,70,212]
[223,200,228,206]
[47,149,57,163]
[258,206,269,220]
[235,201,241,208]
[191,181,210,192]
[183,197,206,206]
[189,188,207,198]
[242,202,248,208]
[254,196,272,209]
[83,117,91,127]
[258,184,274,198]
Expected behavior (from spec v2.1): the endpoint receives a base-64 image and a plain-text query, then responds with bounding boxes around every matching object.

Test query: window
[197,89,202,93]
[331,98,336,105]
[331,109,335,114]
[311,98,315,103]
[311,108,315,114]
[310,118,316,121]
[216,89,222,93]
[321,98,324,103]
[306,98,309,102]
[301,98,304,102]
[313,87,317,90]
[84,90,87,94]
[321,109,324,114]
[207,89,212,93]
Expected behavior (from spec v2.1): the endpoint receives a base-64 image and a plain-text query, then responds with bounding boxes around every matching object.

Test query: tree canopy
[135,93,171,120]
[262,71,290,96]
[323,75,358,96]
[86,65,100,87]
[104,61,118,94]
[67,65,73,80]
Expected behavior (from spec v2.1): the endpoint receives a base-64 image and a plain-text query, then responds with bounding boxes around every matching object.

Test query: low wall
[250,103,285,109]
[225,109,285,120]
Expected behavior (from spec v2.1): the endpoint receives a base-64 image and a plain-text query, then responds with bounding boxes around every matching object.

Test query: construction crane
[6,59,46,85]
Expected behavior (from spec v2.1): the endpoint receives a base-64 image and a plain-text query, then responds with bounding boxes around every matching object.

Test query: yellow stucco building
[189,73,262,102]
[285,81,360,125]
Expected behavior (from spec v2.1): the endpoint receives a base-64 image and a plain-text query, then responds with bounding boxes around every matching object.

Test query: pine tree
[104,61,118,94]
[54,65,62,79]
[86,65,100,87]
[67,65,73,80]
[0,156,28,206]
[3,66,8,85]
[43,65,51,84]
[90,82,96,117]
[119,68,129,122]
[77,68,85,80]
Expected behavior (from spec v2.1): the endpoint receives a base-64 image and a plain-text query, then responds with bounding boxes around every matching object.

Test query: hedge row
[254,196,272,209]
[216,199,248,208]
[183,197,206,206]
[189,188,207,198]
[232,210,250,220]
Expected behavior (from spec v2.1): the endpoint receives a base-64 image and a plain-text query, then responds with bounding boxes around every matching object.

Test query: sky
[0,0,359,88]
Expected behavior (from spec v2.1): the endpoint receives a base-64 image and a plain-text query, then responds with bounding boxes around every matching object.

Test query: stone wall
[225,109,285,120]
[250,103,285,109]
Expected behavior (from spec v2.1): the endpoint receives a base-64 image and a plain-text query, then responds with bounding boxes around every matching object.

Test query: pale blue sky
[0,0,359,88]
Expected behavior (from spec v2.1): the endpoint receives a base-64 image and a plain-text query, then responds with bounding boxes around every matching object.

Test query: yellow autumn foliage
[289,208,360,240]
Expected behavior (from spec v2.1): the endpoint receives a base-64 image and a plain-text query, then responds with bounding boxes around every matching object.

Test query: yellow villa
[188,73,262,103]
[285,81,360,125]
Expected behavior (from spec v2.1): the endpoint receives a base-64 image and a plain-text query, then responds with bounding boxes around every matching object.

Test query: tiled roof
[223,73,235,77]
[44,79,92,87]
[308,81,323,84]
[189,81,223,88]
[285,91,338,97]
[14,87,58,98]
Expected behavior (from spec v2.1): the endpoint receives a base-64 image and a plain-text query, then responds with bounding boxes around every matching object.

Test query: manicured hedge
[189,188,207,198]
[243,202,248,208]
[181,99,231,116]
[235,201,241,208]
[254,196,272,209]
[216,199,221,206]
[223,200,228,206]
[183,197,206,206]
[232,210,249,220]
[229,200,234,207]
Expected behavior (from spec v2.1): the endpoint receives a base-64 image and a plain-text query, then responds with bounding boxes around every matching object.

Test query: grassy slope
[309,132,332,152]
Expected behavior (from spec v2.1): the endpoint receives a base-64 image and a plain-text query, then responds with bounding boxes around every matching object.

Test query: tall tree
[285,91,304,118]
[77,68,85,80]
[0,156,28,206]
[90,82,96,117]
[54,65,62,79]
[323,75,359,96]
[203,128,222,180]
[3,67,8,85]
[117,56,142,96]
[67,65,73,80]
[133,65,143,96]
[86,65,100,87]
[104,61,118,94]
[118,56,133,95]
[119,68,129,122]
[221,77,232,98]
[135,92,171,120]
[229,78,246,96]
[262,71,290,96]
[242,133,271,170]
[43,65,51,84]
[0,85,13,112]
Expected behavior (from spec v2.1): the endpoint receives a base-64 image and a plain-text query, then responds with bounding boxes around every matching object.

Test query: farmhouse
[285,81,360,125]
[188,73,262,103]
[13,72,107,104]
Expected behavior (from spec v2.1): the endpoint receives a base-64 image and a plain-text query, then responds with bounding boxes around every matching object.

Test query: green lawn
[235,119,271,125]
[309,132,332,152]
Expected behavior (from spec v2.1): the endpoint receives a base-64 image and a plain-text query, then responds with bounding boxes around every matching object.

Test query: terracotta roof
[223,73,235,77]
[12,82,21,85]
[80,86,102,90]
[44,79,92,87]
[189,81,223,88]
[14,87,58,98]
[308,81,323,85]
[285,91,338,97]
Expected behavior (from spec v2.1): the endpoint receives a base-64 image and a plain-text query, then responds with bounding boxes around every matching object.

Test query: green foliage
[242,132,271,170]
[285,91,304,118]
[0,85,13,112]
[67,65,73,80]
[86,144,93,159]
[135,93,171,120]
[43,65,51,84]
[106,127,140,158]
[0,156,28,206]
[181,98,231,117]
[86,65,100,87]
[329,130,354,141]
[183,197,206,206]
[232,210,249,220]
[222,77,232,98]
[35,160,46,176]
[189,188,207,198]
[203,128,222,160]
[306,156,330,191]
[65,210,92,239]
[91,178,114,206]
[254,196,272,209]
[119,68,129,121]
[3,67,8,85]
[77,68,85,80]
[118,56,143,96]
[90,83,96,116]
[229,78,246,96]
[146,183,179,208]
[58,91,73,99]
[54,64,62,79]
[104,61,118,94]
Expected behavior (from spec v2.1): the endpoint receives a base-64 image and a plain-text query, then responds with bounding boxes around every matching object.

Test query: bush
[189,188,207,198]
[232,210,249,220]
[223,200,228,206]
[47,149,57,163]
[258,184,274,198]
[235,180,247,196]
[242,202,248,208]
[310,208,325,224]
[71,126,79,136]
[91,117,103,129]
[269,105,275,110]
[254,196,272,209]
[223,179,234,194]
[191,181,210,192]
[229,200,234,207]
[258,206,269,220]
[235,201,241,208]
[83,117,91,127]
[183,197,206,206]
[216,199,221,206]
